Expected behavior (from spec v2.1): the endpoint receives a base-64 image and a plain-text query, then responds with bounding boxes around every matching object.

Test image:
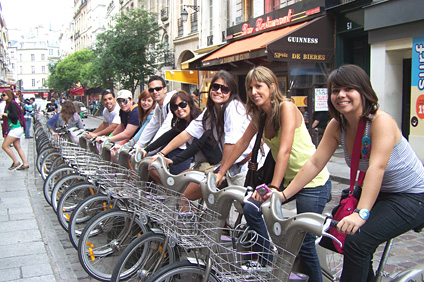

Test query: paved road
[0,115,423,281]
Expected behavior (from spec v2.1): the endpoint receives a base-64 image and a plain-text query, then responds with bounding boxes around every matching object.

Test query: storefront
[363,0,424,161]
[197,0,335,123]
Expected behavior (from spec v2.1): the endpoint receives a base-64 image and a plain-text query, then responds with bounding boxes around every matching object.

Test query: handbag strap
[350,119,366,192]
[249,113,267,168]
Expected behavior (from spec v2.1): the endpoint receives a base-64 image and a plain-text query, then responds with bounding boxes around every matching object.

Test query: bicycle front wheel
[111,232,177,282]
[68,193,110,249]
[77,208,149,281]
[56,182,97,231]
[146,260,220,282]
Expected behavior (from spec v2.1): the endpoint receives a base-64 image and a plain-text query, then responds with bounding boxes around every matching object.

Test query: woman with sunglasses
[140,90,207,176]
[215,66,331,281]
[1,90,30,170]
[151,70,253,198]
[47,101,84,134]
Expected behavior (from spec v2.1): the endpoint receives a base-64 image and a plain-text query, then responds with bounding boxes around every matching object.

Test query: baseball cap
[116,90,132,100]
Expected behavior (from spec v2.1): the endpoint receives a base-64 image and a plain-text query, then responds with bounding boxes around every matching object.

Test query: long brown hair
[327,64,379,129]
[245,66,290,132]
[138,89,156,123]
[2,89,14,104]
[202,70,243,144]
[170,90,202,132]
[60,101,77,123]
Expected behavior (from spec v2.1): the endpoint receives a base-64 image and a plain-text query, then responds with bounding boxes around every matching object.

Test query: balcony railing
[190,13,198,33]
[178,18,183,37]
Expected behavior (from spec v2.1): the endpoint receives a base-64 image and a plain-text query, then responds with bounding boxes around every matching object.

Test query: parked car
[79,102,89,118]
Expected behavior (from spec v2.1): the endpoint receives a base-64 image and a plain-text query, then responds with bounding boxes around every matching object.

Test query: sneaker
[241,260,272,273]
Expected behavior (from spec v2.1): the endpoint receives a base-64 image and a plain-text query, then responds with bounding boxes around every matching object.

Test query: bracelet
[268,184,279,190]
[157,152,165,157]
[281,191,287,202]
[109,133,113,137]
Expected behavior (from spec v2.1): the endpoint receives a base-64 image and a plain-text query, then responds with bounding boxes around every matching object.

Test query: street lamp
[181,5,199,22]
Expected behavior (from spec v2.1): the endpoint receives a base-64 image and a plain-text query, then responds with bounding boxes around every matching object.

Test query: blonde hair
[245,66,290,131]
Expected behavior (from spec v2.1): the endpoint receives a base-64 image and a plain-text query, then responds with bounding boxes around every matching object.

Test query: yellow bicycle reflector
[89,188,94,195]
[65,214,70,221]
[86,241,94,248]
[89,248,95,261]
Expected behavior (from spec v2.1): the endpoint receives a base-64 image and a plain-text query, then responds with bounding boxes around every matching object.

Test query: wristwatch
[354,209,370,220]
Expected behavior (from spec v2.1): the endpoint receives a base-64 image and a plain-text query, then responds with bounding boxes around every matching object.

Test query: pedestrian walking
[1,89,29,170]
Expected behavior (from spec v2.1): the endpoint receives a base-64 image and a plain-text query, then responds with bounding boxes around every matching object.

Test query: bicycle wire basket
[202,227,298,282]
[158,190,221,250]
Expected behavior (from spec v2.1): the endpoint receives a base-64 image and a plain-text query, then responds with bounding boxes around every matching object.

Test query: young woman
[141,90,204,176]
[272,64,424,282]
[152,70,253,199]
[122,89,156,148]
[47,100,84,133]
[1,90,29,170]
[215,66,331,281]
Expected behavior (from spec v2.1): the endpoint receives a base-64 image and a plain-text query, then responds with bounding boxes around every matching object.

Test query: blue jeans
[341,192,424,282]
[24,116,32,137]
[166,148,192,175]
[243,178,331,282]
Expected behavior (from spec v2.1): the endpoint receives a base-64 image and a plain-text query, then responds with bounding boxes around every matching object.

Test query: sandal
[17,165,29,170]
[8,162,21,170]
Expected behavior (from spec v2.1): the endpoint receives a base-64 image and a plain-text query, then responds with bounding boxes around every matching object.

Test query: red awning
[70,87,85,96]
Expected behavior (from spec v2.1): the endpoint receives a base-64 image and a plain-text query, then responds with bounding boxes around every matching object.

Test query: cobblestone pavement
[1,117,423,281]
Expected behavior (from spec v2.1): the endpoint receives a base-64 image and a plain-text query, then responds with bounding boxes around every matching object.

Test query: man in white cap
[96,89,139,144]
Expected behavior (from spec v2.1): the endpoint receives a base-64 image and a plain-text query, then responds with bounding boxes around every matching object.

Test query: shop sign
[410,36,424,136]
[314,88,328,111]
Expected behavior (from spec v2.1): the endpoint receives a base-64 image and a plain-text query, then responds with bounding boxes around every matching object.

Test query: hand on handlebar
[95,136,107,143]
[215,171,226,187]
[336,212,365,235]
[86,132,97,139]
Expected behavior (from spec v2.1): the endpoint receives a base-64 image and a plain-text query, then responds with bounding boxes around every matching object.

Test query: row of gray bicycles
[32,112,422,282]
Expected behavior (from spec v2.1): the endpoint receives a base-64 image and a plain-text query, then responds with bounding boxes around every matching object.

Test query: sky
[2,0,73,37]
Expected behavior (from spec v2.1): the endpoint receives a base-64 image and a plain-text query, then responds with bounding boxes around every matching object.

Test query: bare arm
[109,123,139,143]
[280,118,339,200]
[216,121,256,185]
[89,123,119,138]
[160,130,193,155]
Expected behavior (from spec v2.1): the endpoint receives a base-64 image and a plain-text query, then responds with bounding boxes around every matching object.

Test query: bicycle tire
[145,260,220,282]
[56,182,97,231]
[50,173,85,213]
[43,165,76,205]
[36,146,56,174]
[111,232,177,282]
[68,193,110,249]
[77,208,149,281]
[40,151,62,180]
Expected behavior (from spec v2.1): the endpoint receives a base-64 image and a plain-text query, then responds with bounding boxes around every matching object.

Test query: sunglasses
[148,86,164,93]
[117,99,129,105]
[211,83,230,94]
[170,101,188,112]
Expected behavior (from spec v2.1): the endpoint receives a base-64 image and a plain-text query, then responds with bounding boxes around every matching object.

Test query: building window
[11,51,14,58]
[41,54,45,60]
[49,49,53,55]
[20,54,22,61]
[32,79,35,87]
[42,66,46,73]
[19,66,23,74]
[31,54,35,61]
[42,78,45,85]
[31,66,35,74]
[11,63,15,69]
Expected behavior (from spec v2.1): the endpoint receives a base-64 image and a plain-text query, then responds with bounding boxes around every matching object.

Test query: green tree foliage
[93,9,168,94]
[46,50,95,92]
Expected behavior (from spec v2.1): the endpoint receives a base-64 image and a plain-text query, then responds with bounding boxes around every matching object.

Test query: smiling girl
[215,66,331,281]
